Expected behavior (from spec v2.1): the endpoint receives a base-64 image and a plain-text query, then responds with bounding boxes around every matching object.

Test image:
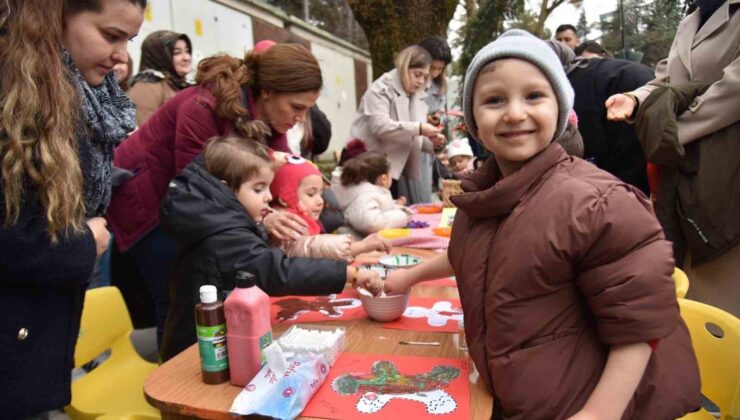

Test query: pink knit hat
[270,155,322,209]
[253,40,276,54]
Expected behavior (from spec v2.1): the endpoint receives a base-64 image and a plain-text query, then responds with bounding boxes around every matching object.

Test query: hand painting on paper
[332,361,460,414]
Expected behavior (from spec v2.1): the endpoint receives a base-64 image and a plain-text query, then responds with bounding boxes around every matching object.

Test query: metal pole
[620,0,626,59]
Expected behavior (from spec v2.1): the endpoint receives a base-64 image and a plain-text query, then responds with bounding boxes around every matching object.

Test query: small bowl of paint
[379,254,422,269]
[358,287,410,322]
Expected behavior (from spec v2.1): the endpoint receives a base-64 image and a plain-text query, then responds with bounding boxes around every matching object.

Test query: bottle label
[259,331,273,367]
[196,324,228,372]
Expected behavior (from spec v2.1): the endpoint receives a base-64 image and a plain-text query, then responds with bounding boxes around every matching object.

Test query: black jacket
[568,58,655,194]
[159,156,347,361]
[0,180,96,416]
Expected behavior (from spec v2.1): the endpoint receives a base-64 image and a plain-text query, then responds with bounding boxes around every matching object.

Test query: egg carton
[277,324,345,366]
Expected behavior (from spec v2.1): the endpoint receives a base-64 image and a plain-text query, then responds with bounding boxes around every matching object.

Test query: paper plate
[359,263,390,279]
[379,228,410,239]
[415,205,443,214]
[432,227,452,238]
[379,254,422,269]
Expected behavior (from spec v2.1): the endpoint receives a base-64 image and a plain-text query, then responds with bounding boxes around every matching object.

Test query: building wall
[127,0,372,157]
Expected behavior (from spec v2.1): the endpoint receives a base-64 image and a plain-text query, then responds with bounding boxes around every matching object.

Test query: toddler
[332,152,411,235]
[445,138,476,178]
[384,30,700,419]
[159,133,383,361]
[270,155,391,259]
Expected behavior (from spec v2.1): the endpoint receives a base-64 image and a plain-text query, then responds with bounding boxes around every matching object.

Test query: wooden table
[144,248,493,419]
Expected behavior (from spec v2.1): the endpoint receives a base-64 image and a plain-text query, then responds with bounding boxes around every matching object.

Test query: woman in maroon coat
[107,43,322,346]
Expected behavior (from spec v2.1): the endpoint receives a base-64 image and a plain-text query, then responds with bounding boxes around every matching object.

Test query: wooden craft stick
[398,340,441,347]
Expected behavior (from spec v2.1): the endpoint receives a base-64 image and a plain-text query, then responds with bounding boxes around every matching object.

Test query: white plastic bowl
[358,288,409,322]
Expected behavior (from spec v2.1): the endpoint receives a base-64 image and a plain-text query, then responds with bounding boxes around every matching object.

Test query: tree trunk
[348,0,458,79]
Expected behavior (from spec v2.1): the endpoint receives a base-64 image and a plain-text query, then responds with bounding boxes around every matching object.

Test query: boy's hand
[358,234,392,254]
[384,269,412,295]
[86,217,110,257]
[394,196,407,206]
[356,269,383,296]
[605,94,636,121]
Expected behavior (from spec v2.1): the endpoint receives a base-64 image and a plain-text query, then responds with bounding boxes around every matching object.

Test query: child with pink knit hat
[270,155,392,260]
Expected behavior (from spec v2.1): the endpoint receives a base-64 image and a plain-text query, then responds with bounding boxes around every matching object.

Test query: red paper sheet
[302,352,470,420]
[382,297,463,333]
[270,290,366,324]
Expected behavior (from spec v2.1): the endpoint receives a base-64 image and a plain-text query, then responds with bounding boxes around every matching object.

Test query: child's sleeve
[215,228,347,296]
[284,234,354,262]
[572,185,679,346]
[347,194,409,234]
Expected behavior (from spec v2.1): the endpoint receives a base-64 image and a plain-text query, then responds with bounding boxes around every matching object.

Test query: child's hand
[358,233,392,255]
[394,196,407,206]
[355,269,383,296]
[384,269,412,295]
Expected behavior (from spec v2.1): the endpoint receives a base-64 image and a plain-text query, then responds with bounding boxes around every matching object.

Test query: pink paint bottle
[224,271,273,387]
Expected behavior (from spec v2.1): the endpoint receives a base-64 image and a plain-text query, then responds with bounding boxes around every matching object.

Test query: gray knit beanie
[463,29,574,144]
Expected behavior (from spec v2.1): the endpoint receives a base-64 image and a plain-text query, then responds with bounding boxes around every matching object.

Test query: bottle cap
[199,285,218,304]
[235,271,256,288]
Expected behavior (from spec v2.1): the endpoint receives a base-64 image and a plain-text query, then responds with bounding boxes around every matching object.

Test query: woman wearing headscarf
[606,0,740,316]
[128,30,192,125]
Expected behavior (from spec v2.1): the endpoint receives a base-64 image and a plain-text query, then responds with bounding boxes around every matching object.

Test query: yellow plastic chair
[65,286,160,420]
[674,267,690,299]
[677,298,740,420]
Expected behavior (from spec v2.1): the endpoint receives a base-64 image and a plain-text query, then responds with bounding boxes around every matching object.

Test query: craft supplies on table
[278,324,346,367]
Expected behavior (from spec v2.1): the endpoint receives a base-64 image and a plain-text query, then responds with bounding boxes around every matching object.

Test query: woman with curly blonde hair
[107,42,323,349]
[0,0,144,416]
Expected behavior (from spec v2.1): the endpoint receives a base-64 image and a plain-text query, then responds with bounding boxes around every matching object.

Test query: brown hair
[1,0,85,241]
[195,43,323,139]
[203,121,274,191]
[340,152,391,186]
[395,45,432,92]
[64,0,147,16]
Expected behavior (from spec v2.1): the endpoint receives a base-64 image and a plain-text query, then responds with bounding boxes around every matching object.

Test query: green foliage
[599,0,684,68]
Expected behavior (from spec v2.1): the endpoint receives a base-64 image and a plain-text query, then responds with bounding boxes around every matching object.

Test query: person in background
[445,138,476,179]
[384,29,700,420]
[575,40,612,59]
[332,152,411,236]
[0,0,144,416]
[418,35,453,202]
[128,30,192,125]
[548,39,651,193]
[270,155,391,259]
[159,129,383,360]
[113,52,134,91]
[554,24,580,50]
[606,0,740,316]
[107,43,323,347]
[352,45,445,205]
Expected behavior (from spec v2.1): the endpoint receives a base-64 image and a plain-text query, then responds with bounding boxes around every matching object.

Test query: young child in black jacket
[159,128,382,361]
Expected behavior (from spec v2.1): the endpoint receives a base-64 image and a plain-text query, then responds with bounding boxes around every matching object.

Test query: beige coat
[128,79,178,126]
[632,0,740,145]
[351,69,434,180]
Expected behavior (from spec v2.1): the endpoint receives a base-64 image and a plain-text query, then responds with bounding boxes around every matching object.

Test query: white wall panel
[311,43,357,155]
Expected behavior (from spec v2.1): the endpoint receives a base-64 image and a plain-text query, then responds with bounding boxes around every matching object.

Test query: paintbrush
[398,340,440,347]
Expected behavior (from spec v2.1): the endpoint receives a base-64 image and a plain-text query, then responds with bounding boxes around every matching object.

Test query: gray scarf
[63,49,136,217]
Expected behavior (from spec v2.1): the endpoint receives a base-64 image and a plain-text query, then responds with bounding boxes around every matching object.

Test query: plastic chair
[674,267,690,299]
[677,298,740,420]
[65,286,160,420]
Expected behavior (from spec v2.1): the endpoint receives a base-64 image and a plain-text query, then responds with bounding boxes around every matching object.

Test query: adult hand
[356,269,383,296]
[86,217,110,257]
[384,269,413,295]
[430,133,446,149]
[263,210,308,241]
[605,94,636,121]
[420,122,441,137]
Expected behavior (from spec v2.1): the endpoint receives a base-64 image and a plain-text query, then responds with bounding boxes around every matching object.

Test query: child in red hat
[270,155,392,260]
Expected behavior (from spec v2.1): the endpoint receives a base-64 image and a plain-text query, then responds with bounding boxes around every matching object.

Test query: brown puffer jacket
[449,144,700,419]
